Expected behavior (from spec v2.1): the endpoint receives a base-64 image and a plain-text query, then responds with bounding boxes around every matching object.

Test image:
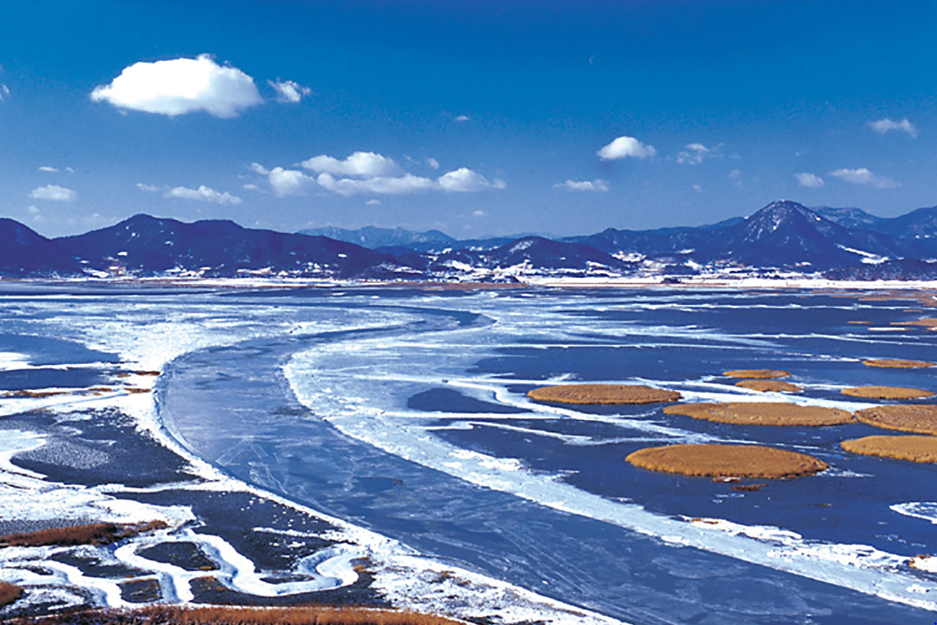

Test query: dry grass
[626,443,828,478]
[841,386,935,400]
[527,383,680,405]
[855,404,937,435]
[847,320,872,325]
[0,520,167,548]
[861,358,936,369]
[664,402,854,426]
[892,318,937,327]
[5,605,466,625]
[734,380,802,393]
[722,369,790,379]
[0,581,23,608]
[841,435,937,463]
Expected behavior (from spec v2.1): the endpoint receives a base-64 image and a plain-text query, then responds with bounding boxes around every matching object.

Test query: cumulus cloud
[828,167,899,189]
[597,135,656,160]
[91,54,263,118]
[30,184,77,201]
[794,172,825,188]
[869,117,917,138]
[136,183,159,192]
[267,168,316,197]
[165,185,242,205]
[269,79,311,103]
[676,143,718,165]
[302,151,400,177]
[437,167,505,192]
[553,179,609,192]
[316,172,436,196]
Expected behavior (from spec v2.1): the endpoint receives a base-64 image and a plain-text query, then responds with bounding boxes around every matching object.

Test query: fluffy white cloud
[165,185,242,205]
[91,54,262,118]
[30,184,77,201]
[437,167,505,192]
[136,183,159,192]
[597,135,656,160]
[794,172,825,188]
[268,168,316,197]
[676,143,715,165]
[269,79,311,103]
[828,167,899,189]
[869,117,917,138]
[553,179,609,192]
[316,172,436,196]
[302,151,400,177]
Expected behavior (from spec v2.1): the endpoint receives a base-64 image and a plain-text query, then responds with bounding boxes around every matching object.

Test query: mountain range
[3,200,937,281]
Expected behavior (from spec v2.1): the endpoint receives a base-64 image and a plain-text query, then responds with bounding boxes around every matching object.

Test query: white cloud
[27,206,40,215]
[437,167,505,192]
[243,183,261,191]
[38,166,59,173]
[692,184,704,193]
[828,167,899,189]
[366,199,381,206]
[454,115,471,122]
[165,185,242,205]
[473,210,488,217]
[0,84,9,101]
[426,157,440,170]
[869,117,917,138]
[794,172,825,188]
[728,169,742,187]
[553,179,609,192]
[30,184,77,201]
[302,151,400,177]
[136,183,159,192]
[268,167,316,197]
[676,143,715,165]
[91,54,262,118]
[269,79,311,103]
[597,135,656,160]
[316,172,436,196]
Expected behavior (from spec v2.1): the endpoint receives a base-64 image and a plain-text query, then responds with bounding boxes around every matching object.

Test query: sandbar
[527,384,681,405]
[841,386,935,400]
[664,402,854,426]
[735,380,802,393]
[626,444,828,478]
[861,358,936,369]
[841,435,937,463]
[855,404,937,435]
[722,369,790,379]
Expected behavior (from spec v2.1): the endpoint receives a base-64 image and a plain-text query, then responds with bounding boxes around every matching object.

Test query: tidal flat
[3,284,937,624]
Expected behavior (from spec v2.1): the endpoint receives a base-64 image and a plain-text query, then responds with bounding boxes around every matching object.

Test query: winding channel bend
[157,303,930,625]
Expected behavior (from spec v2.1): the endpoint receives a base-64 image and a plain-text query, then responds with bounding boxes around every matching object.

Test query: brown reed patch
[862,358,936,369]
[0,520,167,548]
[841,386,935,400]
[731,483,767,492]
[626,444,828,478]
[664,402,854,426]
[527,384,680,405]
[892,318,937,327]
[841,435,937,463]
[734,380,802,393]
[848,320,872,325]
[3,389,69,399]
[6,605,467,625]
[0,581,23,608]
[134,370,161,376]
[855,404,937,435]
[722,369,790,379]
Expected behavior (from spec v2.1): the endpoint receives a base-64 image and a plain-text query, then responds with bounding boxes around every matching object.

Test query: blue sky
[1,1,936,238]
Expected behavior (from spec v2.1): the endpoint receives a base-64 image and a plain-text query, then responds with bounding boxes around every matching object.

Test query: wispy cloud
[269,79,311,103]
[675,143,719,165]
[553,179,609,192]
[136,183,159,192]
[794,172,825,188]
[165,185,242,204]
[38,166,59,173]
[868,117,917,138]
[597,135,656,160]
[91,54,262,118]
[0,84,9,101]
[454,115,471,122]
[30,184,77,201]
[828,167,899,189]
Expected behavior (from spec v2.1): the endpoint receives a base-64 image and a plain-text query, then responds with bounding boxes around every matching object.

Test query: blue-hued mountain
[0,218,79,275]
[5,199,937,280]
[57,214,401,278]
[298,225,455,251]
